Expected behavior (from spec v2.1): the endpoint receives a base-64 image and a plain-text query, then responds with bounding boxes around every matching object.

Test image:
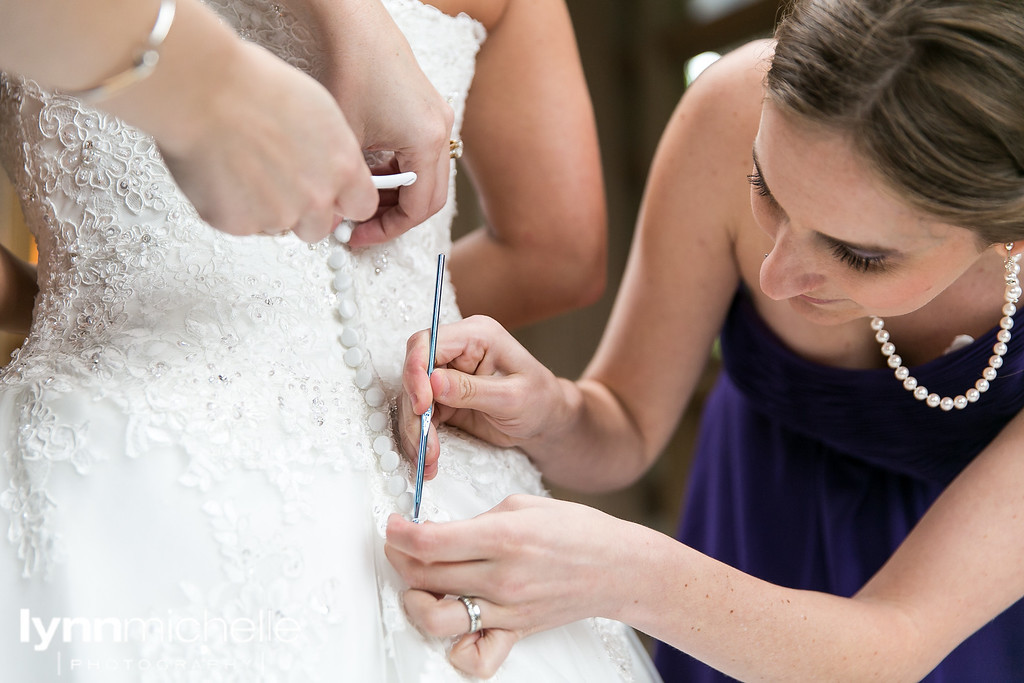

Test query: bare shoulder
[647,40,770,236]
[678,39,773,136]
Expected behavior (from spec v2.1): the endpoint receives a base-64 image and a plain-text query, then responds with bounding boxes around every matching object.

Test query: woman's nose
[759,235,826,301]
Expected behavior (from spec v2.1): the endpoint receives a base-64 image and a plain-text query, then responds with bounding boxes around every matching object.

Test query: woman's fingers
[348,141,451,247]
[402,590,520,679]
[449,625,519,679]
[402,591,506,637]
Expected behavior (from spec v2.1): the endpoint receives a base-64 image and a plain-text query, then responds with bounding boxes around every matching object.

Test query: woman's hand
[397,315,566,480]
[303,0,455,247]
[157,39,378,242]
[385,495,636,678]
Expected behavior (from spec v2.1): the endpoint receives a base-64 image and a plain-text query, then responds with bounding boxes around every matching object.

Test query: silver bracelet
[71,0,177,103]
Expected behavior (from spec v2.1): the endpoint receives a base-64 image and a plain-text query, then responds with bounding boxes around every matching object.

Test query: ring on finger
[459,595,482,634]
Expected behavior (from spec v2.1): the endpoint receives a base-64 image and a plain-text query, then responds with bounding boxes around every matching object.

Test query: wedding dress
[0,0,660,680]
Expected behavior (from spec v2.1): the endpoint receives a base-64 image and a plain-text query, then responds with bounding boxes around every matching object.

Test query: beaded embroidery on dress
[0,0,659,680]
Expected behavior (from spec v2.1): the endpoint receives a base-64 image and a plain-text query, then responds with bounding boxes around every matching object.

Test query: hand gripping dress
[655,290,1024,682]
[0,1,659,680]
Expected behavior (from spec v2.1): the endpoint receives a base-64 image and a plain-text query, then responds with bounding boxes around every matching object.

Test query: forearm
[520,377,653,492]
[2,0,254,157]
[613,523,931,682]
[450,227,605,330]
[0,0,164,90]
[0,243,37,336]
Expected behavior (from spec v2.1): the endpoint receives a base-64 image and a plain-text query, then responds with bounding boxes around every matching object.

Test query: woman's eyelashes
[825,237,888,272]
[747,169,773,199]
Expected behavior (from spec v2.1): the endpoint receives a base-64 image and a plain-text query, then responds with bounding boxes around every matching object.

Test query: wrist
[519,376,582,462]
[69,0,177,104]
[99,0,244,155]
[605,522,680,628]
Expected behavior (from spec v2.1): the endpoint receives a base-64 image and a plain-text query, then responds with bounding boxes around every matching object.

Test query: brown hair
[767,0,1024,244]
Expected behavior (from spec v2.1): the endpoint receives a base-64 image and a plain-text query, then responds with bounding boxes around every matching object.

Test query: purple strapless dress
[655,290,1024,681]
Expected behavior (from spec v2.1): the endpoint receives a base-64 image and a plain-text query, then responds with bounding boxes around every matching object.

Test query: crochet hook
[334,172,418,243]
[413,253,445,523]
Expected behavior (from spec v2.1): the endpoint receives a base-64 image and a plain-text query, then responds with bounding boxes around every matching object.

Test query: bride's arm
[0,0,379,241]
[438,0,607,329]
[287,0,455,247]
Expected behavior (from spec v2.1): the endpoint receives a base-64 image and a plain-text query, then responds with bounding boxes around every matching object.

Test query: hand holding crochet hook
[398,313,562,495]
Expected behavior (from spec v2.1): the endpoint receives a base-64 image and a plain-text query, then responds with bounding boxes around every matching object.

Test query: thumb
[430,367,492,412]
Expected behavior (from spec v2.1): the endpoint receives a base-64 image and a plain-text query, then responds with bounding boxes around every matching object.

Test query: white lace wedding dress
[0,0,660,681]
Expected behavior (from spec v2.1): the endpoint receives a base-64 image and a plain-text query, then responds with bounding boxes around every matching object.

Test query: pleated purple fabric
[655,289,1024,682]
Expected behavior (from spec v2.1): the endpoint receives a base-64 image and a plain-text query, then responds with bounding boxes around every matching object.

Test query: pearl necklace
[870,242,1020,411]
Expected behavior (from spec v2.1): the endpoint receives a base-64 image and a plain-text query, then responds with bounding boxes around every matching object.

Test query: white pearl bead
[368,411,389,432]
[881,342,896,356]
[914,386,929,400]
[966,388,981,402]
[1007,284,1022,301]
[875,329,890,343]
[337,298,357,319]
[939,397,954,411]
[333,220,354,244]
[894,366,910,381]
[343,347,363,367]
[870,317,885,331]
[340,327,360,348]
[396,491,415,513]
[373,435,392,455]
[387,475,407,496]
[982,366,998,381]
[926,393,941,407]
[997,329,1012,343]
[994,341,1008,356]
[990,355,1004,369]
[1004,302,1017,316]
[379,450,400,472]
[1000,316,1014,330]
[354,368,373,389]
[976,378,990,393]
[953,395,968,409]
[365,387,386,407]
[886,354,902,369]
[902,376,918,390]
[333,271,353,291]
[327,249,347,270]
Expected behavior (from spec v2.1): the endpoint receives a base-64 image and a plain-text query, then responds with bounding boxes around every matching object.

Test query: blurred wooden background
[0,0,782,537]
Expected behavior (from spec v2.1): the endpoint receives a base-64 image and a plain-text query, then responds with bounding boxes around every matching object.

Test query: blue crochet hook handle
[413,253,445,522]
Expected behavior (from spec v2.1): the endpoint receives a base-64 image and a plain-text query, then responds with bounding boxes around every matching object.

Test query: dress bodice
[0,0,484,464]
[0,0,485,575]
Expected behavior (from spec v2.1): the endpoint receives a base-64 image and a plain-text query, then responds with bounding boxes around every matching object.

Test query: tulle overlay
[0,1,658,680]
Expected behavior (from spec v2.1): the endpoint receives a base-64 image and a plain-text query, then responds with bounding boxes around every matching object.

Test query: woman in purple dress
[384,0,1024,680]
